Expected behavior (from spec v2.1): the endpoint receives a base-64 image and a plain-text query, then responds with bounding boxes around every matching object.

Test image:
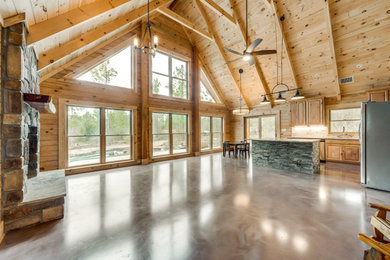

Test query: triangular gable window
[77,46,133,89]
[200,81,216,103]
[200,69,221,103]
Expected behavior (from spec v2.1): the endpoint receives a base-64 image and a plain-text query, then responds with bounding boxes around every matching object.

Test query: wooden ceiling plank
[229,0,273,106]
[324,0,342,100]
[269,0,299,93]
[27,0,135,46]
[195,0,252,109]
[199,0,236,26]
[156,7,213,41]
[38,0,172,71]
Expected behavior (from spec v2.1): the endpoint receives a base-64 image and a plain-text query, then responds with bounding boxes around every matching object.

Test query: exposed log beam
[324,0,342,100]
[27,0,134,46]
[199,0,236,25]
[269,1,299,92]
[195,0,251,109]
[157,7,214,41]
[3,13,27,28]
[230,0,273,106]
[38,0,172,71]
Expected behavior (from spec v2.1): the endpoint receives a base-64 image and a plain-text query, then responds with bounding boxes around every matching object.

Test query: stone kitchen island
[252,139,320,174]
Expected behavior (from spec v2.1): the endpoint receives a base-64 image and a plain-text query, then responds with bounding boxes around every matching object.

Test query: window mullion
[169,113,173,155]
[169,57,172,97]
[101,108,106,164]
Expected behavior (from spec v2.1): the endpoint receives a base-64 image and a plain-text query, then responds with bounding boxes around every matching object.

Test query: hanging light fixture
[261,15,304,105]
[291,89,304,100]
[134,0,158,56]
[260,95,270,105]
[232,69,250,115]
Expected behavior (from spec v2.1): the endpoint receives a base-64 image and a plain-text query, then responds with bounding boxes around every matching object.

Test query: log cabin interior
[0,0,389,259]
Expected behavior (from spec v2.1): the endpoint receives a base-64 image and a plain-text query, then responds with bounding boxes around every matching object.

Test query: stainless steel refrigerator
[361,101,390,191]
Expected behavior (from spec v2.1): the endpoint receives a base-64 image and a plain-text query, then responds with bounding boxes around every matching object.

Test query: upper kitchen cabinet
[367,89,388,102]
[291,98,324,127]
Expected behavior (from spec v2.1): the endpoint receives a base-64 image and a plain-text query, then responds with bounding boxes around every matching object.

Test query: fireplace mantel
[23,93,56,114]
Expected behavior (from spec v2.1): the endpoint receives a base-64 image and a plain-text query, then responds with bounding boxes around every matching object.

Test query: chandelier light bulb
[153,35,158,46]
[243,54,251,61]
[134,38,139,48]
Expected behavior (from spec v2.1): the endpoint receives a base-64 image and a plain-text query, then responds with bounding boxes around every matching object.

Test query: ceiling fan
[224,0,277,66]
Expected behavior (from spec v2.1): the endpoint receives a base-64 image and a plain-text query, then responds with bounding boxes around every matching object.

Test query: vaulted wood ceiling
[1,0,389,109]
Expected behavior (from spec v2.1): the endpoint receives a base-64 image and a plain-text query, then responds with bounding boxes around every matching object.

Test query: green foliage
[152,77,161,94]
[200,82,215,103]
[68,107,100,136]
[90,60,118,84]
[172,65,187,98]
[106,109,131,135]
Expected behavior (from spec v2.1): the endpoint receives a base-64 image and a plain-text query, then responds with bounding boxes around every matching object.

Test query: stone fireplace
[1,17,65,233]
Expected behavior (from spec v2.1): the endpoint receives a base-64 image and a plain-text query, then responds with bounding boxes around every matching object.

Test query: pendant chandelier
[232,69,250,115]
[261,15,304,105]
[134,0,158,56]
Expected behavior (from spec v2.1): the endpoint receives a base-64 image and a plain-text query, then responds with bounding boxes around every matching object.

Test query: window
[246,115,276,140]
[152,112,189,157]
[200,69,220,103]
[67,106,133,167]
[201,116,223,151]
[152,51,189,99]
[77,46,133,89]
[330,108,360,133]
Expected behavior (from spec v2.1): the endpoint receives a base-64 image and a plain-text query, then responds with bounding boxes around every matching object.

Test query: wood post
[192,47,201,156]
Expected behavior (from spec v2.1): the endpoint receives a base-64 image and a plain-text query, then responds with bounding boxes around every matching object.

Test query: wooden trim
[324,0,341,100]
[195,0,251,109]
[157,7,214,41]
[199,0,236,25]
[66,160,140,175]
[327,106,360,134]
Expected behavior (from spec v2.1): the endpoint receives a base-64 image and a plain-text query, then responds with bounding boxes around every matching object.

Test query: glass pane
[172,78,187,99]
[331,121,360,133]
[152,73,169,96]
[200,81,216,103]
[106,136,131,162]
[212,117,222,132]
[68,106,100,136]
[68,136,100,166]
[152,52,169,75]
[331,108,360,120]
[172,114,187,133]
[153,134,170,156]
[172,58,187,79]
[212,132,222,149]
[105,109,131,135]
[173,134,187,154]
[248,118,259,139]
[201,116,210,133]
[152,113,170,134]
[77,46,132,89]
[201,133,211,150]
[261,116,276,140]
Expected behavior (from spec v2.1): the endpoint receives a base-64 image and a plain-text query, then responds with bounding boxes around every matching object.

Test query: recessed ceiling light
[314,73,320,78]
[356,64,363,68]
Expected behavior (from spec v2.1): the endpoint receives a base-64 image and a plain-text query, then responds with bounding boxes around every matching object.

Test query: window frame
[150,50,190,101]
[65,104,135,168]
[200,115,224,151]
[74,44,136,90]
[199,68,221,104]
[151,111,191,158]
[329,107,361,134]
[245,114,278,140]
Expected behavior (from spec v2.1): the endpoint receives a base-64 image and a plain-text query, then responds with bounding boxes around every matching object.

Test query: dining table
[223,142,245,158]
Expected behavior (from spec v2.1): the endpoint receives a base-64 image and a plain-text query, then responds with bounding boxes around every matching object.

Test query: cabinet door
[307,98,323,125]
[326,144,342,161]
[343,145,360,163]
[368,90,388,102]
[297,101,306,125]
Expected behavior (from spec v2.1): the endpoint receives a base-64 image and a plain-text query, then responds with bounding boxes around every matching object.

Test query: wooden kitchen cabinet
[291,98,324,127]
[325,139,360,164]
[367,89,388,102]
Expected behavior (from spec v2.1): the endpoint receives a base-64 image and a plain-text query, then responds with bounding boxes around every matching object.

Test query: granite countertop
[251,138,320,143]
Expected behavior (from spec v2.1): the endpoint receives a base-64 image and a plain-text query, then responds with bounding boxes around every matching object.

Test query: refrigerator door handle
[360,103,366,184]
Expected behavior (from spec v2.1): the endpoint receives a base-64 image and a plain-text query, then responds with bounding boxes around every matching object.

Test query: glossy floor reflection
[1,154,389,259]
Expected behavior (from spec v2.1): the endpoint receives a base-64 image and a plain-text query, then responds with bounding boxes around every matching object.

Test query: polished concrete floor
[1,154,389,260]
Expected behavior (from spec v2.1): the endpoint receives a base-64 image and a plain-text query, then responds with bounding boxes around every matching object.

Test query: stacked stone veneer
[1,21,64,232]
[252,140,320,174]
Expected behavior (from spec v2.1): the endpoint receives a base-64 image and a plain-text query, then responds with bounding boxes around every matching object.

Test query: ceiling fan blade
[246,38,263,53]
[226,57,243,64]
[251,50,277,55]
[248,55,255,66]
[224,48,243,56]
